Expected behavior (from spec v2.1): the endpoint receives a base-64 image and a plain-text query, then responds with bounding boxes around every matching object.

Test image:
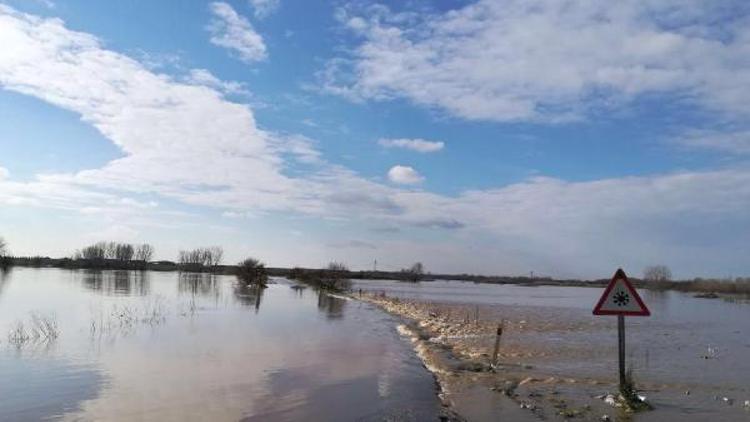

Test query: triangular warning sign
[593,269,650,316]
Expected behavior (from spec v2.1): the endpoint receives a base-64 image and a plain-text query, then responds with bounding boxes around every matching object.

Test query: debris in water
[722,397,734,405]
[518,377,537,386]
[604,394,617,407]
[702,345,719,359]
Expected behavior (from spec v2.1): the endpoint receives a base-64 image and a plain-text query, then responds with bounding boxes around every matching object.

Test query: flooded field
[0,268,442,421]
[2,268,748,421]
[353,279,750,421]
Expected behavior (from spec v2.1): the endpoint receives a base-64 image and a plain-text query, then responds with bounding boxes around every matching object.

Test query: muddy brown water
[0,268,442,421]
[353,279,750,421]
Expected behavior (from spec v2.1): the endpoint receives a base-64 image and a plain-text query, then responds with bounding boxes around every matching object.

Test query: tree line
[177,246,224,271]
[70,241,154,269]
[74,241,154,262]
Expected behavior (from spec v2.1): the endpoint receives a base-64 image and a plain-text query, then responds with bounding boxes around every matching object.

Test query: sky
[0,0,749,279]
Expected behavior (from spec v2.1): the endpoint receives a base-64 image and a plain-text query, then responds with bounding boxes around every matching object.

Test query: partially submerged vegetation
[7,312,59,346]
[67,241,155,269]
[177,246,223,272]
[618,369,652,412]
[400,262,425,282]
[236,257,268,287]
[90,297,167,337]
[289,262,352,291]
[645,277,750,295]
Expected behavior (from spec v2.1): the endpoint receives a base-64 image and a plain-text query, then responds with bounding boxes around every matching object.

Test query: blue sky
[1,0,749,278]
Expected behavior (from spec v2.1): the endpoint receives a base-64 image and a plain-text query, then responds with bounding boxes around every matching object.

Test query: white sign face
[593,269,650,316]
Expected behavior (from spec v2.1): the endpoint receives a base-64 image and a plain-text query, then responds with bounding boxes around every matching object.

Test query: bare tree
[114,243,134,261]
[643,265,672,282]
[178,246,224,271]
[81,243,106,260]
[135,244,154,262]
[75,241,143,265]
[0,237,7,257]
[104,241,118,260]
[209,246,224,269]
[401,262,424,282]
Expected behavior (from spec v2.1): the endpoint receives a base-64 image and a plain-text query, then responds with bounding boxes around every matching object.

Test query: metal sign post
[618,315,625,387]
[593,268,650,391]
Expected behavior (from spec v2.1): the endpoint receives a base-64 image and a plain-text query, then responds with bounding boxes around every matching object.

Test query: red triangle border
[593,268,650,316]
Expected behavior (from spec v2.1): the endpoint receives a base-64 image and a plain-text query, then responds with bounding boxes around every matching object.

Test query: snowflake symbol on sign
[613,291,630,306]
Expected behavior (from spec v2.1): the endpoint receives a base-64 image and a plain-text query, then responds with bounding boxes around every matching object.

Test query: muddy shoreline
[351,292,659,421]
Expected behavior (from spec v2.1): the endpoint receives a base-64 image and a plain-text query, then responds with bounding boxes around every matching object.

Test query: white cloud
[0,167,8,180]
[378,138,444,153]
[185,68,249,96]
[325,1,750,123]
[677,129,750,155]
[0,5,293,212]
[387,165,424,185]
[249,0,280,19]
[222,210,257,219]
[33,0,55,9]
[272,134,322,164]
[208,2,267,63]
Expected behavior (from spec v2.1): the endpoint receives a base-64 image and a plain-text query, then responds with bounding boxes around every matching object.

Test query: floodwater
[353,279,750,421]
[0,268,442,421]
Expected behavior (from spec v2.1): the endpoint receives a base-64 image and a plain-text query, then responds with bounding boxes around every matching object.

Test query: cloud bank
[326,1,750,123]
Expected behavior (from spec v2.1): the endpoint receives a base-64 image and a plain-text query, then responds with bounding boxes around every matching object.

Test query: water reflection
[81,270,149,296]
[0,266,11,296]
[0,358,103,421]
[0,269,444,421]
[178,272,219,298]
[316,291,346,319]
[721,294,750,305]
[290,284,307,297]
[233,283,265,312]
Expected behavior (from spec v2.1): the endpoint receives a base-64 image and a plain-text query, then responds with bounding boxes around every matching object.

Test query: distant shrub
[288,263,351,292]
[401,262,424,282]
[236,257,268,287]
[643,265,671,282]
[321,262,351,291]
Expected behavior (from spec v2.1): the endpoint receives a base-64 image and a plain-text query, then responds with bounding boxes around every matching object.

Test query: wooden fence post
[492,322,504,367]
